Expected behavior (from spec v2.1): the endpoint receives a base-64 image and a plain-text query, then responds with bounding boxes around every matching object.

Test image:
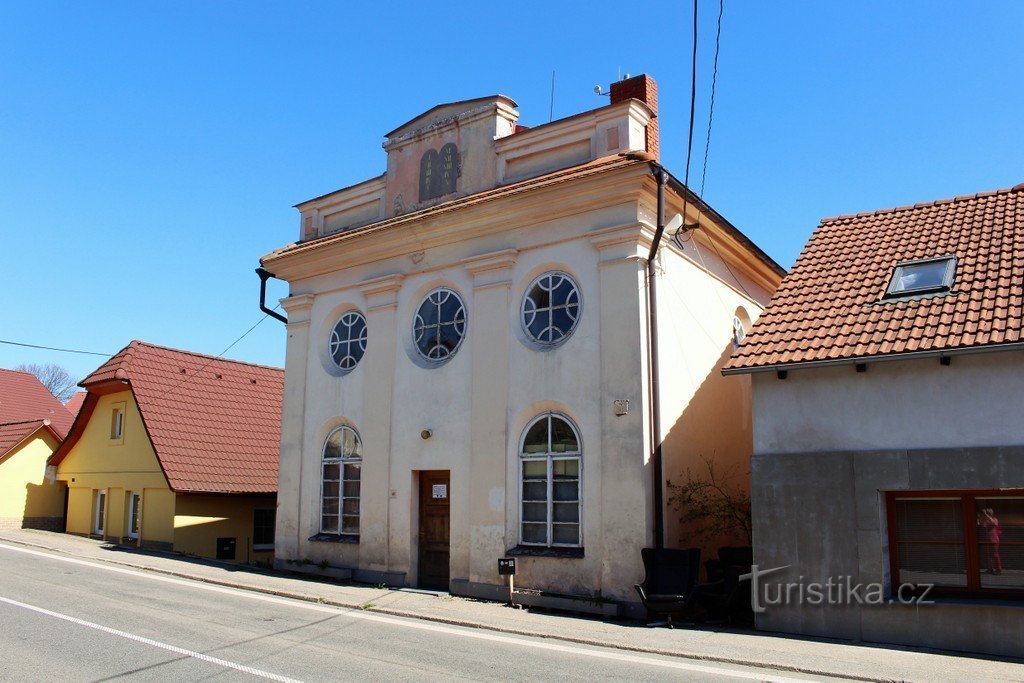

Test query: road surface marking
[0,595,301,683]
[0,542,816,682]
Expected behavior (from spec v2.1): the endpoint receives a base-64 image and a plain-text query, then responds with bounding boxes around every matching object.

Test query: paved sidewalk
[1,529,1021,682]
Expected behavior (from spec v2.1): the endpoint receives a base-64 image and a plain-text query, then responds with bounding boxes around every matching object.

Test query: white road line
[0,595,301,683]
[0,542,815,682]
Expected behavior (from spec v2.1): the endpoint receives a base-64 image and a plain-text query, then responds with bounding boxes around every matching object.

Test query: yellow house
[0,368,75,531]
[49,341,283,563]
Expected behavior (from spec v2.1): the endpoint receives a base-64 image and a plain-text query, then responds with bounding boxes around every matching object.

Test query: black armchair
[696,546,754,624]
[634,547,701,628]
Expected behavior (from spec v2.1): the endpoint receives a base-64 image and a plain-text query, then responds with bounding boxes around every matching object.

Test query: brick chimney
[609,74,658,160]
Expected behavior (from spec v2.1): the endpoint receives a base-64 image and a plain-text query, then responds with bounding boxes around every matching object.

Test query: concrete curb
[0,533,977,682]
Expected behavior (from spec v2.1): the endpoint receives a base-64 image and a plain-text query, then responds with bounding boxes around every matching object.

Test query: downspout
[256,267,288,324]
[647,166,668,550]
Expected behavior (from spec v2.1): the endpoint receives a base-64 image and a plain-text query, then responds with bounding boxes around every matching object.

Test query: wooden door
[418,471,450,590]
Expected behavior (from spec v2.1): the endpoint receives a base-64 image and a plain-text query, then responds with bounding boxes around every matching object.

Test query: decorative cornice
[588,222,655,252]
[461,248,519,275]
[280,294,315,325]
[359,273,404,311]
[358,273,404,297]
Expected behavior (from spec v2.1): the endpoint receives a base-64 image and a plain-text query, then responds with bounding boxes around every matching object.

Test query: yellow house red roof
[726,183,1024,372]
[52,341,283,494]
[0,419,62,460]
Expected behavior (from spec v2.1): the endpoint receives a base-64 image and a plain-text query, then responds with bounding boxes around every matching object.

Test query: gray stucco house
[724,182,1024,657]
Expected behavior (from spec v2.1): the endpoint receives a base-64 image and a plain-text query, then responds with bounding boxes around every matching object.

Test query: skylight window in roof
[884,256,956,298]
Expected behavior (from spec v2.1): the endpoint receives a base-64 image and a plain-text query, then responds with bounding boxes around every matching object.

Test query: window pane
[522,522,546,544]
[522,502,547,523]
[553,523,579,545]
[322,481,339,499]
[343,429,360,457]
[522,420,549,454]
[343,481,361,498]
[341,515,359,534]
[550,417,578,453]
[553,481,578,502]
[895,261,948,291]
[342,499,360,515]
[976,498,1024,589]
[343,463,361,480]
[523,273,581,344]
[894,498,967,587]
[322,463,340,481]
[321,514,338,533]
[324,432,343,460]
[322,498,339,515]
[553,502,579,523]
[552,459,579,478]
[522,481,547,502]
[522,460,547,479]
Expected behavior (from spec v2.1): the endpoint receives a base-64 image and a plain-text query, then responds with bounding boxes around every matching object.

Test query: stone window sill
[308,533,359,544]
[507,545,584,559]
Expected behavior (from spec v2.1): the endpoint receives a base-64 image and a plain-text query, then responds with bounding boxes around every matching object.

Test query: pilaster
[463,249,517,584]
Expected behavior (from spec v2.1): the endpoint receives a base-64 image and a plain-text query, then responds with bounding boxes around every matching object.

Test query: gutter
[646,164,669,550]
[256,268,288,324]
[722,341,1024,376]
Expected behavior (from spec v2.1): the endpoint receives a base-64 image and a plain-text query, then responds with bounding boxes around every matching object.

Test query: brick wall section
[609,74,658,160]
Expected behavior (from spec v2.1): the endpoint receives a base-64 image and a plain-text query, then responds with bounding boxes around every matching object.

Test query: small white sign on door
[432,484,448,499]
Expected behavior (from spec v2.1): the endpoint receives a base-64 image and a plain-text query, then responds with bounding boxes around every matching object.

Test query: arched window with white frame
[321,425,362,538]
[520,412,582,547]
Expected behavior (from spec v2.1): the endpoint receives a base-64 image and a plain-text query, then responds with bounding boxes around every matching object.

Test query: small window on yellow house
[110,404,125,441]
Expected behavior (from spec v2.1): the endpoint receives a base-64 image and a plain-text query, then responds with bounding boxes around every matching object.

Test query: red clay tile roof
[56,341,283,494]
[0,368,74,437]
[0,419,62,460]
[64,392,86,417]
[726,183,1024,372]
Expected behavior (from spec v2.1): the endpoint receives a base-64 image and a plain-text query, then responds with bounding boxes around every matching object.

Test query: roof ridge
[0,368,36,377]
[0,418,47,428]
[132,340,284,372]
[819,182,1024,223]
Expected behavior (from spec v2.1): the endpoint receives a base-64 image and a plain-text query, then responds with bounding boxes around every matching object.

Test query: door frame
[93,490,106,536]
[126,491,141,540]
[416,470,451,591]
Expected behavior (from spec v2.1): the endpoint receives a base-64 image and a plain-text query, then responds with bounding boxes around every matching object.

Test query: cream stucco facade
[265,79,781,613]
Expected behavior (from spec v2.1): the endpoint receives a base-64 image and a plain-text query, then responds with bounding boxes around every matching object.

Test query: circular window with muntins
[522,272,581,346]
[329,311,367,371]
[413,288,466,362]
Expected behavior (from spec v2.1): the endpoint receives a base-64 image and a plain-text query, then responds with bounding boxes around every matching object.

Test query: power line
[0,339,113,357]
[699,0,724,199]
[671,0,700,250]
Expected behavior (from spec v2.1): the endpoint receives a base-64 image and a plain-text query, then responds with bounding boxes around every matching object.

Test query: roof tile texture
[0,368,74,437]
[81,341,283,494]
[0,419,57,459]
[727,184,1024,370]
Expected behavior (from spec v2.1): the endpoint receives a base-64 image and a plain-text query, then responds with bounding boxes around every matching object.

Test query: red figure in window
[979,508,1003,575]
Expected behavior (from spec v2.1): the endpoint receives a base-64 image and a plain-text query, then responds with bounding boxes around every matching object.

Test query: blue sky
[2,1,1022,383]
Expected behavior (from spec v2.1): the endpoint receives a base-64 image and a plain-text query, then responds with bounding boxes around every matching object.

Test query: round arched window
[522,272,581,346]
[321,425,362,538]
[520,412,582,548]
[413,288,466,362]
[329,311,367,371]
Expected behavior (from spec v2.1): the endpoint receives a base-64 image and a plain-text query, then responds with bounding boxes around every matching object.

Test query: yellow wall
[56,389,274,562]
[0,430,64,527]
[174,494,275,563]
[57,390,172,543]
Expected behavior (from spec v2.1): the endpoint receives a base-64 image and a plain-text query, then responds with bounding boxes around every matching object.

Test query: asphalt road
[0,543,829,682]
